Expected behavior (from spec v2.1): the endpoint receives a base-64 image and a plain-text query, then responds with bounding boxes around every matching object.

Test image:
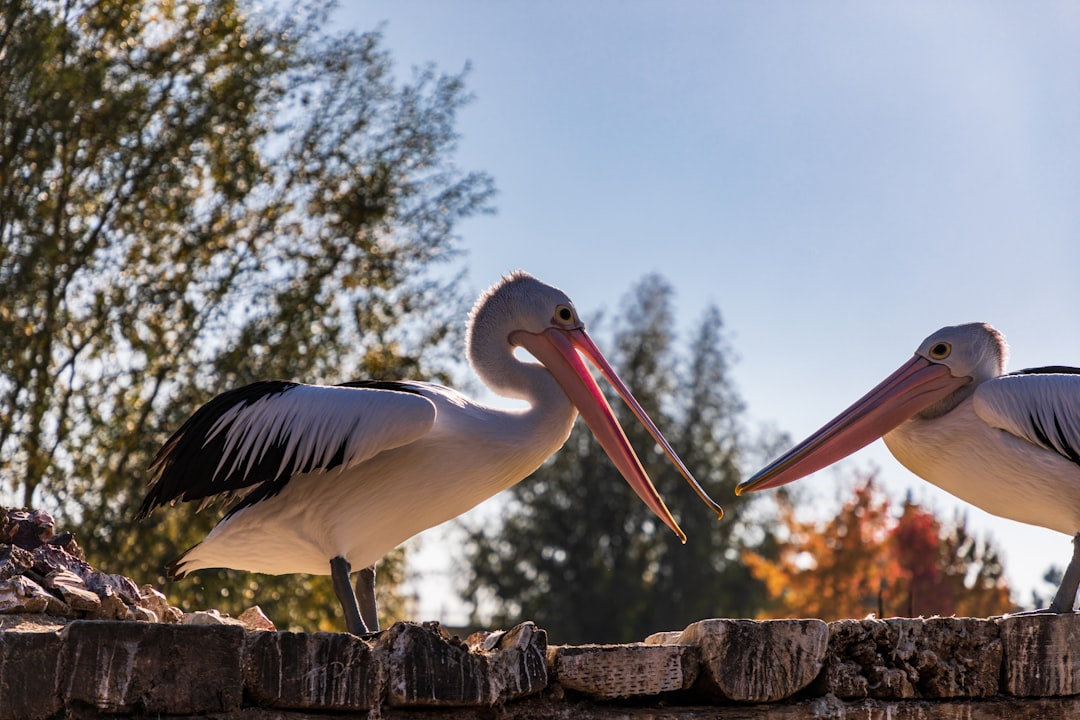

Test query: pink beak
[736,355,970,495]
[511,327,724,543]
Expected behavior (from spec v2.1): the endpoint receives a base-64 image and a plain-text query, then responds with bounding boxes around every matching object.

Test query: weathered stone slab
[0,629,63,720]
[380,621,493,707]
[549,642,699,699]
[60,620,244,713]
[478,621,549,702]
[380,621,547,707]
[244,630,378,710]
[679,618,828,702]
[1000,613,1080,697]
[818,617,1000,699]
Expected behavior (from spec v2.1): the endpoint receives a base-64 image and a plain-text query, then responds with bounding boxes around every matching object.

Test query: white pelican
[737,323,1080,613]
[140,271,724,634]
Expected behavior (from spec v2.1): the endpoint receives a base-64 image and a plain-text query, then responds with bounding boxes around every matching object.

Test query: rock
[42,569,101,613]
[549,642,698,699]
[818,617,1001,699]
[0,543,34,581]
[0,624,63,720]
[380,621,492,707]
[182,608,245,627]
[31,543,93,578]
[1,508,56,549]
[136,584,183,624]
[1000,613,1080,697]
[238,605,276,631]
[244,630,378,710]
[129,605,157,622]
[60,620,244,714]
[84,571,140,605]
[485,621,549,702]
[0,575,66,615]
[379,620,548,707]
[87,586,131,620]
[643,630,683,645]
[679,618,829,702]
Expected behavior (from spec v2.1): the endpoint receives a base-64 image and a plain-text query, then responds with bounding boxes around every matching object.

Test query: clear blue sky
[339,1,1080,616]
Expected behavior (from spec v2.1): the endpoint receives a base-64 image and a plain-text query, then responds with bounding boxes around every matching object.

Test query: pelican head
[468,271,724,541]
[737,323,1006,495]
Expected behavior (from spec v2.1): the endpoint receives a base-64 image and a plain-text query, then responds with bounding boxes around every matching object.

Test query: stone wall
[2,612,1080,719]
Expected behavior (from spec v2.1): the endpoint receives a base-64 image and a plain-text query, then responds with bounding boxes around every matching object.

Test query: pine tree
[462,275,767,643]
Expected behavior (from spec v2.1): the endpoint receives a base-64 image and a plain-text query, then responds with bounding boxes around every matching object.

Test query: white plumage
[739,323,1080,612]
[141,272,723,634]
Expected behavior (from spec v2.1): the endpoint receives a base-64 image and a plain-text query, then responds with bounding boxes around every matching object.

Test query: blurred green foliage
[0,0,492,630]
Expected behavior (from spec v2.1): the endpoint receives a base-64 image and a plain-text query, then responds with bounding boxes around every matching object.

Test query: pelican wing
[973,368,1080,467]
[139,380,436,518]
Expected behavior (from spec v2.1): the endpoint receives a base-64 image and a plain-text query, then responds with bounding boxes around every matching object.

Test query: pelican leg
[1049,533,1080,613]
[355,564,379,632]
[330,556,369,635]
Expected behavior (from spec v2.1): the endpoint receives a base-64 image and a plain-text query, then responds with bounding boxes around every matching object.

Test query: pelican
[738,323,1080,613]
[140,271,724,634]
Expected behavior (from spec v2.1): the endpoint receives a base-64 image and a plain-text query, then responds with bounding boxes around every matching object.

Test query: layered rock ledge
[3,613,1080,719]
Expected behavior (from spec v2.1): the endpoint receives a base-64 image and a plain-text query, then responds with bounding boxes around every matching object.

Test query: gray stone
[643,630,683,645]
[135,584,183,624]
[379,621,548,707]
[244,630,378,710]
[238,605,276,631]
[485,621,549,702]
[30,543,92,578]
[42,570,101,613]
[0,576,66,615]
[1000,613,1080,697]
[380,621,490,707]
[129,605,157,622]
[86,586,129,620]
[549,642,698,699]
[0,628,63,720]
[0,544,34,581]
[84,571,140,605]
[182,608,245,626]
[819,617,1000,699]
[679,618,828,702]
[60,620,244,713]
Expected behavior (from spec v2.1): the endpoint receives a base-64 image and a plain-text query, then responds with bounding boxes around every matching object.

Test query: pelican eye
[554,304,575,325]
[929,341,952,360]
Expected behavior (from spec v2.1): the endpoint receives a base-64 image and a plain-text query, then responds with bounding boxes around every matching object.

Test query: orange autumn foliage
[744,476,1013,620]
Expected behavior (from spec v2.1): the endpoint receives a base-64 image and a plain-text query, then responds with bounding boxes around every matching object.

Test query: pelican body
[140,272,723,633]
[738,323,1080,613]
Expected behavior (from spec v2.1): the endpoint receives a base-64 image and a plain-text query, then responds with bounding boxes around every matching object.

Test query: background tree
[461,275,769,643]
[743,475,1014,620]
[0,0,493,629]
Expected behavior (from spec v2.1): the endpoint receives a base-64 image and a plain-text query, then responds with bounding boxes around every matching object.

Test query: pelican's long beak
[511,327,724,543]
[736,355,970,495]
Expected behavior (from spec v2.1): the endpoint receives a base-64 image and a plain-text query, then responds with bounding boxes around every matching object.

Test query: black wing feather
[139,381,298,519]
[139,379,431,520]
